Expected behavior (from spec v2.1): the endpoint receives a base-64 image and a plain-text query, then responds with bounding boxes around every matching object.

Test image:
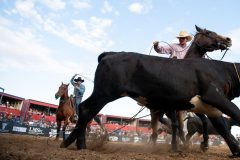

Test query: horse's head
[194,25,232,52]
[55,82,69,99]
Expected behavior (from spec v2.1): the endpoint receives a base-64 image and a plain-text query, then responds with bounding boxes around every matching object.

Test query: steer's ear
[195,25,203,32]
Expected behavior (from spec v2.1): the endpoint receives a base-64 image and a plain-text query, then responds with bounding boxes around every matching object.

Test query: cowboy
[70,74,85,120]
[153,31,193,59]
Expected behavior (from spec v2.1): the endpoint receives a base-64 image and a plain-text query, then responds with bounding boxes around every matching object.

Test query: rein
[233,63,240,84]
[205,48,229,61]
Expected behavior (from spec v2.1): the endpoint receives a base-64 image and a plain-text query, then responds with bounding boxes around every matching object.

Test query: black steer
[62,52,240,157]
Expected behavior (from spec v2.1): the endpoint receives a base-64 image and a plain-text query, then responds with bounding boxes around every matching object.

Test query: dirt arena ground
[0,133,239,160]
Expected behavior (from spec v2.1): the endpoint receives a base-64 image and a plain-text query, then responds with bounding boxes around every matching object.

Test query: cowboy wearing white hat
[153,30,193,59]
[176,31,192,42]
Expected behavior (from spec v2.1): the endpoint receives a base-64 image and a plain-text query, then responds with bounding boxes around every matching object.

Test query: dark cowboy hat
[74,77,84,82]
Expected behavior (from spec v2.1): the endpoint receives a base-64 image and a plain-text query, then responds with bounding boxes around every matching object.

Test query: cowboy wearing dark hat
[70,74,85,120]
[74,77,84,83]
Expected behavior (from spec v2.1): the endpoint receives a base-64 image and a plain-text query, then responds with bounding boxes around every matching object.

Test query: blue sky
[1,0,240,134]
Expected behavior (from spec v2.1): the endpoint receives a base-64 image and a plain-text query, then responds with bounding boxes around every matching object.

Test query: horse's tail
[98,52,116,63]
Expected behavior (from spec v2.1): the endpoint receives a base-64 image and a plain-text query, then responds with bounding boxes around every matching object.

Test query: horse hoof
[229,152,240,158]
[76,145,87,150]
[200,143,209,152]
[171,147,179,152]
[170,149,181,153]
[60,142,66,148]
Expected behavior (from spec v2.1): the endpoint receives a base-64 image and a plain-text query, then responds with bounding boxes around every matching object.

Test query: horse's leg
[55,120,61,141]
[200,87,240,156]
[176,111,186,144]
[61,93,115,149]
[201,85,240,128]
[185,129,196,148]
[208,116,240,157]
[195,113,209,152]
[166,110,178,151]
[62,119,69,141]
[149,110,162,144]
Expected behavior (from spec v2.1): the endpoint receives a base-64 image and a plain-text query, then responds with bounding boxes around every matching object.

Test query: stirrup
[74,114,78,121]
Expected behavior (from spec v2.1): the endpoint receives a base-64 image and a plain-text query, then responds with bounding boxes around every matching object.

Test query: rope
[148,45,154,55]
[76,74,94,83]
[234,63,240,84]
[149,41,192,56]
[108,106,147,134]
[159,40,192,53]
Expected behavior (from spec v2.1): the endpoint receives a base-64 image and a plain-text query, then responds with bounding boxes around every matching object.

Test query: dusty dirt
[0,133,239,160]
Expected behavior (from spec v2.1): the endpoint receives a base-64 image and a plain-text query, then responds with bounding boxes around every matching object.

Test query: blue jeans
[75,97,82,115]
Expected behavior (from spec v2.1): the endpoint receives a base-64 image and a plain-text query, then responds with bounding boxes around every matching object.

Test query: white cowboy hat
[176,31,192,42]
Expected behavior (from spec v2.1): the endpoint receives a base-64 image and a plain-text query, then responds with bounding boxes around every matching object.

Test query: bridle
[58,86,69,103]
[193,31,230,60]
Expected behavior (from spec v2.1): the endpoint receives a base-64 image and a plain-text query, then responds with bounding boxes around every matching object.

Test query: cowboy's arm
[70,74,77,86]
[153,41,173,55]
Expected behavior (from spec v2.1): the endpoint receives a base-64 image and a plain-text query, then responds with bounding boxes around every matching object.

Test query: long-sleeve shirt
[154,43,189,59]
[71,76,85,97]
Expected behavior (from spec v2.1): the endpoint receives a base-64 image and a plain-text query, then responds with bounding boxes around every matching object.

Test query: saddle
[70,95,76,109]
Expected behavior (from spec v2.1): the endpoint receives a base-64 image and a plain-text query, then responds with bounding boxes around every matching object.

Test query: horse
[55,83,76,140]
[185,115,240,145]
[55,83,106,141]
[149,25,232,151]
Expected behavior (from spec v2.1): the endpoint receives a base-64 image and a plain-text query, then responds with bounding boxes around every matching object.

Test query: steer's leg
[61,93,114,149]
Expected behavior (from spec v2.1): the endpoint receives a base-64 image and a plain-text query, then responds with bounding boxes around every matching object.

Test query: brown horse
[149,25,232,150]
[55,82,106,141]
[55,83,76,140]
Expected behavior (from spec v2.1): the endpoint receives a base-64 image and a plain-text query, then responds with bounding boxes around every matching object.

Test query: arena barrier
[0,120,69,137]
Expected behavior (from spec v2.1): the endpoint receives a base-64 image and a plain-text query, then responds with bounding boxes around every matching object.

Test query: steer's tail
[98,52,116,63]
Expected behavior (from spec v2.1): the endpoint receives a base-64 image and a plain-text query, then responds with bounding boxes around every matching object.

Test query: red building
[102,114,152,133]
[21,99,58,122]
[0,90,152,134]
[0,92,24,118]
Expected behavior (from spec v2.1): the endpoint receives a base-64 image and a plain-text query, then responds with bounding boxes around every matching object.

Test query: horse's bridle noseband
[194,31,230,51]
